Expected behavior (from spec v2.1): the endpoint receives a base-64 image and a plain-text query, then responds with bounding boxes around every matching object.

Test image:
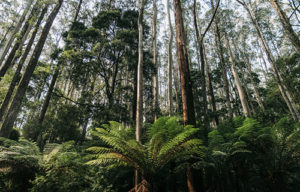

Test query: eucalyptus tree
[135,0,145,190]
[225,35,251,117]
[0,1,42,79]
[0,0,64,138]
[237,0,300,121]
[173,0,197,191]
[152,0,160,120]
[211,0,233,119]
[166,0,174,116]
[269,0,300,53]
[0,0,34,65]
[0,4,49,122]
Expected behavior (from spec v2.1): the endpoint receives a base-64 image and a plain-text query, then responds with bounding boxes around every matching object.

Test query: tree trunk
[173,0,196,126]
[173,1,196,192]
[270,0,300,53]
[167,0,174,117]
[73,0,83,23]
[0,2,40,79]
[193,0,208,129]
[38,67,59,123]
[204,47,219,126]
[0,0,33,65]
[136,0,144,143]
[173,54,181,114]
[245,58,265,111]
[238,1,300,121]
[0,0,64,138]
[135,0,145,190]
[212,13,232,118]
[152,0,159,121]
[0,5,48,122]
[225,35,251,117]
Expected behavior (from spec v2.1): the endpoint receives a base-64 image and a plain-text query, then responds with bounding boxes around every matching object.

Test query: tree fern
[86,119,205,190]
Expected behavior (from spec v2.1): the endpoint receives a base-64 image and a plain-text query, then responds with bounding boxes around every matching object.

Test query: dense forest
[0,0,300,191]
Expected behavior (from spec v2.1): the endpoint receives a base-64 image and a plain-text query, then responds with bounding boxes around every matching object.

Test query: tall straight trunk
[193,0,208,127]
[244,57,265,111]
[38,67,59,123]
[270,0,300,53]
[39,0,83,124]
[0,0,64,138]
[0,2,40,79]
[237,0,300,121]
[204,47,219,126]
[167,0,174,116]
[229,76,242,116]
[240,72,255,115]
[212,16,232,118]
[173,55,181,113]
[225,35,251,117]
[173,0,196,126]
[0,28,11,47]
[152,0,159,121]
[0,5,48,122]
[136,0,144,143]
[135,0,145,190]
[0,0,33,65]
[173,1,196,192]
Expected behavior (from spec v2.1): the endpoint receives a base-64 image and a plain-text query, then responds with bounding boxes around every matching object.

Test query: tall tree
[0,4,49,122]
[0,0,64,138]
[38,0,84,125]
[204,47,219,126]
[225,35,251,117]
[0,0,33,65]
[237,0,300,121]
[0,2,41,79]
[193,0,220,131]
[135,0,145,190]
[211,0,233,119]
[167,0,174,116]
[269,0,300,53]
[173,0,197,191]
[152,0,159,121]
[174,0,196,126]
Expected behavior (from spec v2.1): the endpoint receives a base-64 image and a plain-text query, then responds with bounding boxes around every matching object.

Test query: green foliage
[205,117,300,192]
[0,137,40,192]
[87,118,205,190]
[31,141,114,192]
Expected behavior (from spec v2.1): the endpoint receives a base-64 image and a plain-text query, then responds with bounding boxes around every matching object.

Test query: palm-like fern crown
[87,117,205,177]
[0,137,40,172]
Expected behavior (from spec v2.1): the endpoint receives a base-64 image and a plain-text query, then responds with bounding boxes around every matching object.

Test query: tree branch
[201,0,221,41]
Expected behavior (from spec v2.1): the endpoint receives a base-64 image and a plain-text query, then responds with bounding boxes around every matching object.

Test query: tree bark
[211,1,232,119]
[204,47,219,126]
[173,0,197,191]
[0,5,49,122]
[152,0,159,121]
[173,0,196,126]
[270,0,300,53]
[166,0,174,117]
[0,0,64,138]
[244,56,265,111]
[225,35,251,117]
[136,0,145,143]
[0,2,40,79]
[38,67,59,123]
[135,0,145,189]
[0,0,33,65]
[237,0,300,121]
